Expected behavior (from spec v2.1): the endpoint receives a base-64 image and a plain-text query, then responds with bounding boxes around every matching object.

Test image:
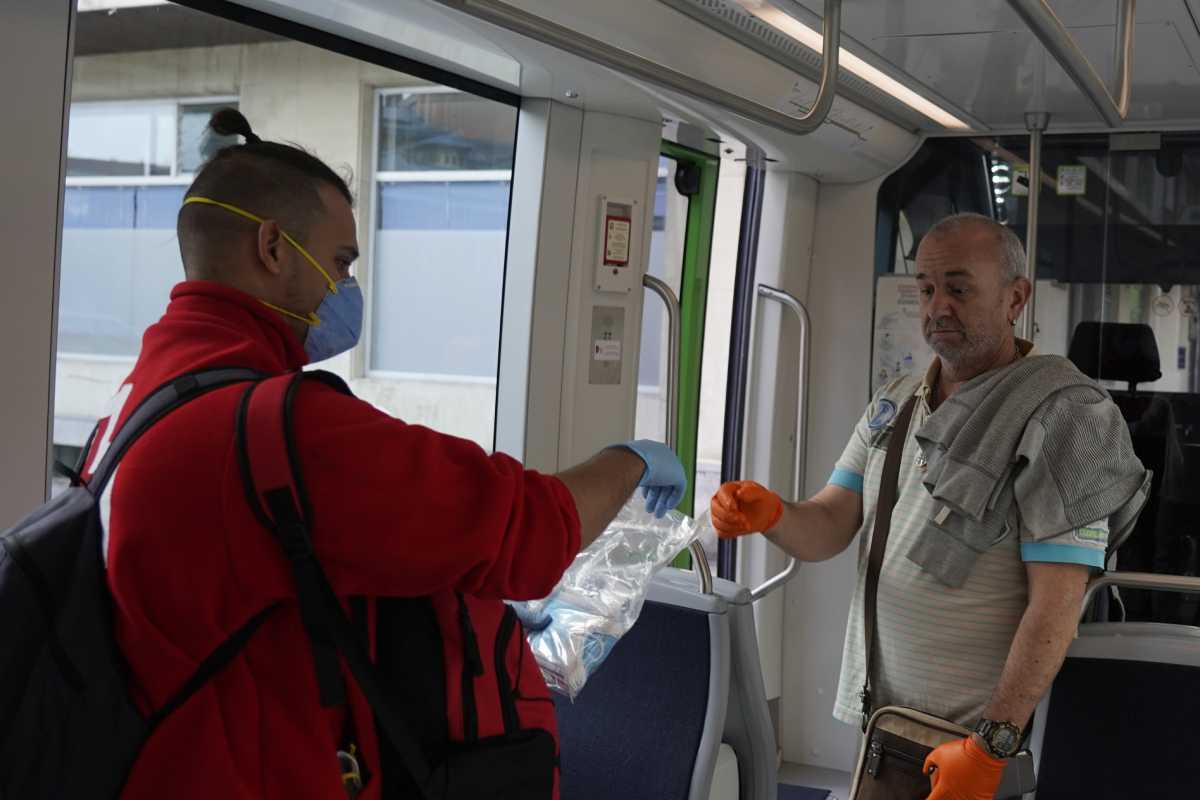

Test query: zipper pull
[866,740,883,778]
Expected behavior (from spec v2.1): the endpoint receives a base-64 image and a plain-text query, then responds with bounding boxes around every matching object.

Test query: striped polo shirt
[830,345,1108,728]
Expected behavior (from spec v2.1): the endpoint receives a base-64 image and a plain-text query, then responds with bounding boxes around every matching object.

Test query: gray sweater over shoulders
[909,355,1151,588]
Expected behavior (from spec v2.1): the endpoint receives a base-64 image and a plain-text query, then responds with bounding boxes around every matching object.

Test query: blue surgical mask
[304,277,363,363]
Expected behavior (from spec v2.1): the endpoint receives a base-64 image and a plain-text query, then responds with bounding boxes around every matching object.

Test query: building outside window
[54,3,521,497]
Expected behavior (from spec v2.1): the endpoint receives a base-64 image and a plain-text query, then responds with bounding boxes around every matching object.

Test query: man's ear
[256,220,285,276]
[1009,277,1032,322]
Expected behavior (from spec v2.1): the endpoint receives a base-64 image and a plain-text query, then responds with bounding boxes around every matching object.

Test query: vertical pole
[1022,112,1049,342]
[718,159,766,580]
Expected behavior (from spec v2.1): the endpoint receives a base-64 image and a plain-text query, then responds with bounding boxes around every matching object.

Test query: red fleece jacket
[83,281,580,798]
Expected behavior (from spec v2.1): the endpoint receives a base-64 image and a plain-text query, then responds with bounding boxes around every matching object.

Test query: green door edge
[661,141,720,568]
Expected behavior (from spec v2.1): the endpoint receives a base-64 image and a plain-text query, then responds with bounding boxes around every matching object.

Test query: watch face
[991,725,1020,755]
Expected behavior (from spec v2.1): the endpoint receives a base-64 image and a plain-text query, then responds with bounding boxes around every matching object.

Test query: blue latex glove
[509,601,553,632]
[612,439,687,518]
[536,598,619,678]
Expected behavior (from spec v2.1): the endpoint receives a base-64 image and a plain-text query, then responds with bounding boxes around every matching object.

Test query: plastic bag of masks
[507,498,709,700]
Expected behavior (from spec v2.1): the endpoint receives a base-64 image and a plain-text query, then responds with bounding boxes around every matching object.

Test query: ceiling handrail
[1007,0,1135,127]
[432,0,842,136]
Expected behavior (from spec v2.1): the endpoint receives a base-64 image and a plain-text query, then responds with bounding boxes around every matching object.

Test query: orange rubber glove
[923,736,1005,800]
[710,481,783,539]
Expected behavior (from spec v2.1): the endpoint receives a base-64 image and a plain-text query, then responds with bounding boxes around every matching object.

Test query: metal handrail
[1114,0,1135,115]
[432,0,841,136]
[642,276,679,457]
[1081,571,1200,618]
[643,275,713,595]
[1020,111,1048,342]
[1006,0,1135,127]
[747,285,810,602]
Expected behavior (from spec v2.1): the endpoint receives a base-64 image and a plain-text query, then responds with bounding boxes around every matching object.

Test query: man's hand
[611,440,687,518]
[710,481,783,538]
[923,736,1005,800]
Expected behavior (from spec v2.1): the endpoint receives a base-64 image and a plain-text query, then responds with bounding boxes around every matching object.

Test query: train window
[365,88,516,449]
[878,135,1200,623]
[53,2,518,495]
[635,156,688,444]
[58,98,239,363]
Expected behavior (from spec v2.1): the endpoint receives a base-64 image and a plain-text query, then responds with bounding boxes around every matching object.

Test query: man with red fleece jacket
[81,108,686,799]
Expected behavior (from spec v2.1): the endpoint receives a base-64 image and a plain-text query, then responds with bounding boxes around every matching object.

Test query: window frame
[64,95,239,186]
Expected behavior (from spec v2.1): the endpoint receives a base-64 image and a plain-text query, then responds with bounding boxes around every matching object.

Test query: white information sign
[872,274,936,393]
[593,340,622,362]
[1057,165,1087,196]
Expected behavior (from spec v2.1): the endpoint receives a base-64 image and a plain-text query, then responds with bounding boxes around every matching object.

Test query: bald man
[714,213,1147,800]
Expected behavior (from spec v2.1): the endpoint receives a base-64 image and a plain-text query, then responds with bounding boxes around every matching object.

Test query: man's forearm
[982,563,1089,732]
[763,487,862,562]
[556,449,644,549]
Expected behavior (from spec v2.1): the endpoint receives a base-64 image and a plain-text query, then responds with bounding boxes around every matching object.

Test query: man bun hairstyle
[208,106,262,145]
[178,107,353,277]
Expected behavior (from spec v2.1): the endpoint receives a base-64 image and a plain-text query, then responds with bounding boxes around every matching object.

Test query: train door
[634,144,720,554]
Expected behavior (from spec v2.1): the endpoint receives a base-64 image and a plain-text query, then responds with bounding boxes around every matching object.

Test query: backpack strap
[236,371,349,709]
[81,367,274,729]
[88,368,263,496]
[146,603,278,730]
[235,371,437,798]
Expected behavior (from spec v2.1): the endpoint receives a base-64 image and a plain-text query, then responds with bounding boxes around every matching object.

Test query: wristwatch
[974,718,1022,759]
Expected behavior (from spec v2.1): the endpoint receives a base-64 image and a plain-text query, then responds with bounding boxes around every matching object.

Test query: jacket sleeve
[280,382,581,601]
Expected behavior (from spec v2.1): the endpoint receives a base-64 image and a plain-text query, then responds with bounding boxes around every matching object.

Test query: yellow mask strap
[258,299,321,327]
[182,196,339,300]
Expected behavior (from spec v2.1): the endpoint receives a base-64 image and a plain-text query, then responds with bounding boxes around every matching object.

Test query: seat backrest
[1029,622,1200,797]
[1067,321,1161,389]
[649,567,780,800]
[716,592,778,800]
[554,570,731,800]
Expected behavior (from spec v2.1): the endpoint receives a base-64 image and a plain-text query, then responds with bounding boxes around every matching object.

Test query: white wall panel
[1,0,73,528]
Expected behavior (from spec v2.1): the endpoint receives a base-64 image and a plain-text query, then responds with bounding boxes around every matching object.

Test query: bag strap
[80,367,271,728]
[88,367,263,495]
[146,603,279,730]
[236,371,437,798]
[860,393,919,731]
[236,371,349,709]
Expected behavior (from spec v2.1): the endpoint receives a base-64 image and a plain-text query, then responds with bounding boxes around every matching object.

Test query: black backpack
[0,368,271,798]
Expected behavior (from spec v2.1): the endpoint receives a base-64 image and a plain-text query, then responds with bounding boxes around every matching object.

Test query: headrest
[1068,321,1162,386]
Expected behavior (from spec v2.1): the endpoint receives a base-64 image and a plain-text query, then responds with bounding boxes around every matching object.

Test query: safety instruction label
[593,340,622,361]
[589,305,625,385]
[1057,165,1086,196]
[604,216,631,266]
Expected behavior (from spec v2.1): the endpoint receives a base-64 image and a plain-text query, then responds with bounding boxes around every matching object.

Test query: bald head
[920,212,1026,286]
